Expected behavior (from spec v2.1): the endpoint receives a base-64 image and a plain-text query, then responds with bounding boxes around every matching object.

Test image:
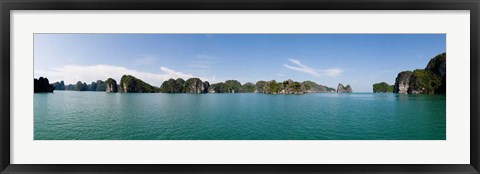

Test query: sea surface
[34,91,446,140]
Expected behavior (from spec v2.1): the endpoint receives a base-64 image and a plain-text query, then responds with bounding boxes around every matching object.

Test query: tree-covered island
[34,77,54,93]
[35,75,352,94]
[372,82,394,93]
[372,52,446,95]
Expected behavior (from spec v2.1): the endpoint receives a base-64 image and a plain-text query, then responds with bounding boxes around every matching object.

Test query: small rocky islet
[34,75,353,94]
[336,83,353,93]
[373,52,446,95]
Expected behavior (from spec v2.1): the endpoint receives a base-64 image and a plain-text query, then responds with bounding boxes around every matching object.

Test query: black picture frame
[1,0,479,173]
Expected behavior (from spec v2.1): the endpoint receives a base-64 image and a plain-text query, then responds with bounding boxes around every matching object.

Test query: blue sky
[34,34,445,92]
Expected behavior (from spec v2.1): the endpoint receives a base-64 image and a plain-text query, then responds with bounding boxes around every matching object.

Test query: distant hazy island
[372,52,446,95]
[35,76,354,95]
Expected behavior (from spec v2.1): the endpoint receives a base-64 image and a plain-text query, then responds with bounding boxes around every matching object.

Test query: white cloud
[320,68,343,77]
[159,66,198,80]
[35,64,208,86]
[283,58,320,77]
[276,73,285,77]
[283,58,343,78]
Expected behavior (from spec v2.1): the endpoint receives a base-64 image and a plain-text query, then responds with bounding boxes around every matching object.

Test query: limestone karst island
[372,52,446,95]
[36,52,446,96]
[34,75,353,94]
[33,34,446,140]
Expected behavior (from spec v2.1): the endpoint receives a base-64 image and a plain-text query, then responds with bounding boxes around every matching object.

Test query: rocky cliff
[393,52,446,95]
[345,85,352,93]
[184,78,207,93]
[277,79,303,94]
[394,71,413,94]
[255,81,267,94]
[303,81,325,93]
[337,83,352,93]
[425,53,446,94]
[202,81,210,93]
[105,78,118,93]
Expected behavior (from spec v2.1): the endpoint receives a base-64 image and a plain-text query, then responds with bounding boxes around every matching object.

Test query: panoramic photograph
[34,34,446,140]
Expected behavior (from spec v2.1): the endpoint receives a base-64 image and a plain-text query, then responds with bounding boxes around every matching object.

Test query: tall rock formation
[202,81,210,93]
[394,71,413,94]
[160,78,185,93]
[184,78,206,93]
[105,78,118,93]
[119,75,157,93]
[392,52,446,95]
[255,81,267,94]
[345,85,353,93]
[337,83,352,93]
[425,53,446,94]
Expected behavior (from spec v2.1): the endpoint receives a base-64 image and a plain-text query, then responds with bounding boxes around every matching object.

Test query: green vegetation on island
[372,82,394,93]
[158,77,339,94]
[160,78,183,93]
[425,52,446,94]
[253,79,341,94]
[40,75,342,95]
[119,75,158,93]
[183,78,209,93]
[388,52,446,95]
[34,77,54,93]
[105,78,118,93]
[223,80,242,93]
[408,69,442,94]
[242,82,256,93]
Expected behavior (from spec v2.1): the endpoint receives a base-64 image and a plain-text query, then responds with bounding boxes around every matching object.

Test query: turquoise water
[34,91,446,140]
